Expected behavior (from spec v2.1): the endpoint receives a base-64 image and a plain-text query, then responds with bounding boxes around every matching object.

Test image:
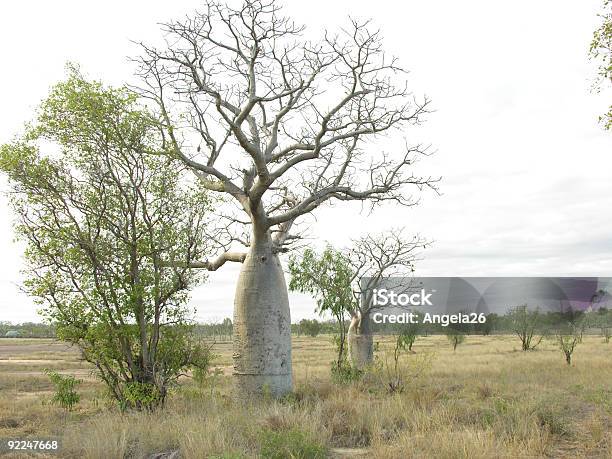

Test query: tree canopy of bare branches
[135,0,437,257]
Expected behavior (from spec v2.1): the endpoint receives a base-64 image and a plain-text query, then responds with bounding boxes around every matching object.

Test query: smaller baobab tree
[289,229,427,370]
[346,230,427,369]
[135,0,437,396]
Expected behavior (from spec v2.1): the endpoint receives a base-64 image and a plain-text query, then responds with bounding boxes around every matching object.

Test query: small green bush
[331,362,363,385]
[259,428,327,459]
[44,370,81,411]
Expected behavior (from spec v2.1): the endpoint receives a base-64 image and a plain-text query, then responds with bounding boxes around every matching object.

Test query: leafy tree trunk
[348,311,373,369]
[233,227,292,397]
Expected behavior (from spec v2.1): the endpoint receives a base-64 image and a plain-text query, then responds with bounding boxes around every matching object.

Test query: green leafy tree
[597,309,612,343]
[392,319,421,352]
[554,324,581,365]
[386,330,416,392]
[0,68,215,410]
[289,247,355,369]
[507,305,545,351]
[590,0,612,129]
[446,329,466,352]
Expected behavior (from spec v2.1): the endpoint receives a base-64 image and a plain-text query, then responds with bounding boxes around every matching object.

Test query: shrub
[330,362,363,385]
[45,370,81,411]
[554,326,580,365]
[507,305,544,351]
[193,365,223,397]
[445,329,466,351]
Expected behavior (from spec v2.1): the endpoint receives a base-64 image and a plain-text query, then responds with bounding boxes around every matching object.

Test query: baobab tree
[135,0,437,396]
[290,230,425,371]
[346,230,427,369]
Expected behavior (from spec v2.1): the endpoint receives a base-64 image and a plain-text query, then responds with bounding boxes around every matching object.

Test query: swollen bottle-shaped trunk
[232,231,292,397]
[348,311,373,369]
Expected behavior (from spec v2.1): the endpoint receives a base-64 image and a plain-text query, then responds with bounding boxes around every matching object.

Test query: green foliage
[45,370,81,411]
[288,247,356,317]
[329,333,362,384]
[554,324,581,365]
[299,319,322,337]
[396,331,416,352]
[289,247,356,369]
[445,329,466,352]
[393,321,420,351]
[590,0,612,129]
[595,308,612,343]
[507,305,544,351]
[193,360,223,397]
[330,361,363,385]
[0,67,214,411]
[0,322,55,338]
[123,382,162,412]
[259,428,327,459]
[386,331,417,392]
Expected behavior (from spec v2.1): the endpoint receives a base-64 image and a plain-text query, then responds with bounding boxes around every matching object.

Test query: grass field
[0,334,610,458]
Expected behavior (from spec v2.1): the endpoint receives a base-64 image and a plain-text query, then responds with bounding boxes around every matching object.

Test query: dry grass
[0,335,610,458]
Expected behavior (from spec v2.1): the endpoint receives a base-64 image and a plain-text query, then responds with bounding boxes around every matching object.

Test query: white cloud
[0,0,610,323]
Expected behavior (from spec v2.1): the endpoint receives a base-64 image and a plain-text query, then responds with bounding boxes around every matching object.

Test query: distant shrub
[507,305,544,351]
[554,325,580,365]
[445,329,466,351]
[299,319,323,337]
[193,365,223,397]
[374,347,434,394]
[331,362,363,385]
[45,370,81,411]
[259,428,327,459]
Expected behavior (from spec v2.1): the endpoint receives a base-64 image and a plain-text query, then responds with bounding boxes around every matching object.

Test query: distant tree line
[193,319,233,341]
[4,307,610,344]
[0,321,56,338]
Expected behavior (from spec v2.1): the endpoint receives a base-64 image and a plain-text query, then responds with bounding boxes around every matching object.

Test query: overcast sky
[0,0,610,324]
